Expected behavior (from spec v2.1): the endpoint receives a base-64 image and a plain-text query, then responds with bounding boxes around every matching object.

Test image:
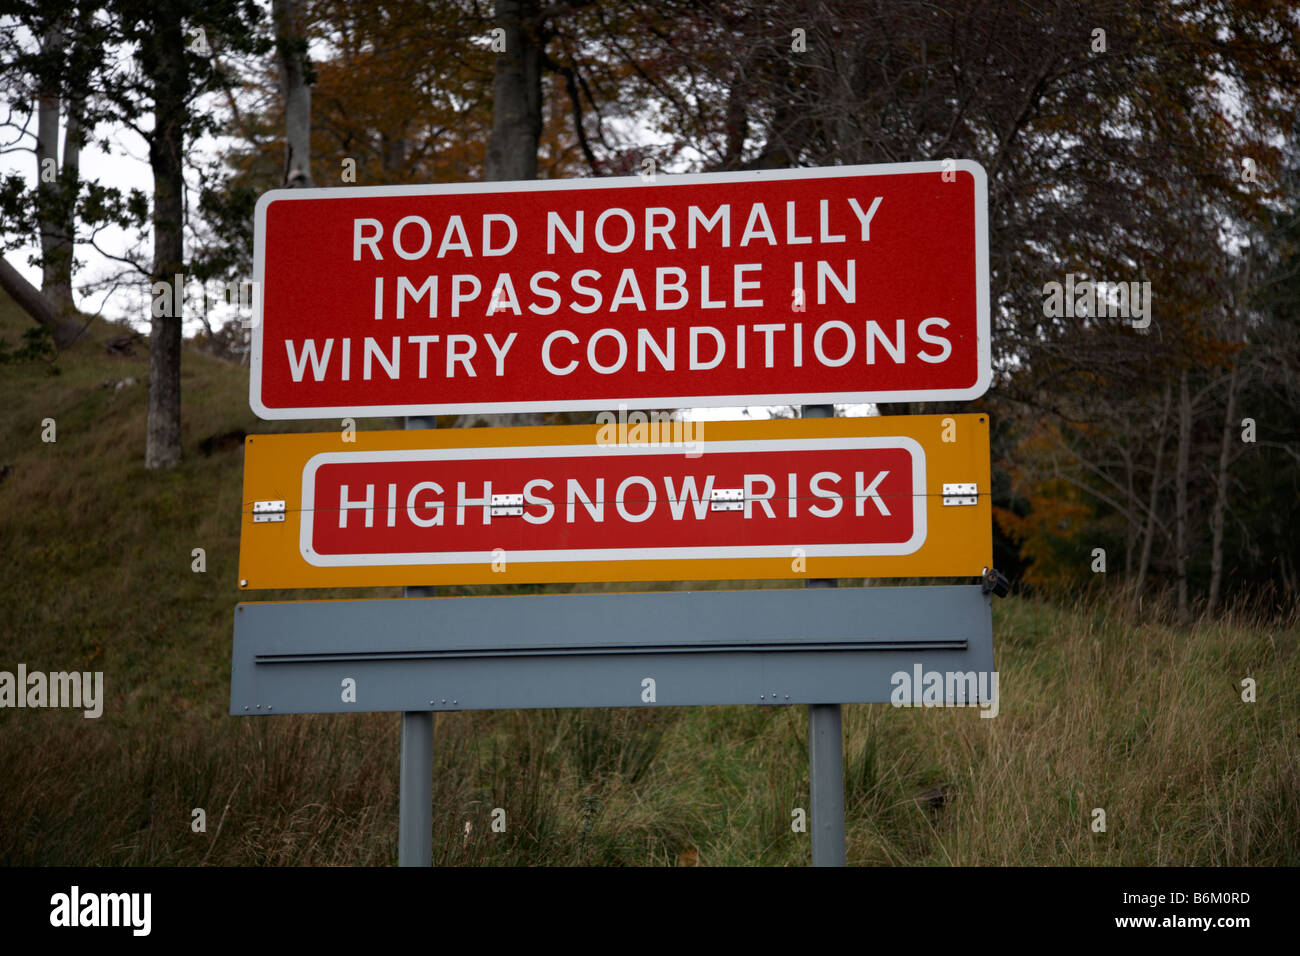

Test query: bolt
[760,695,765,700]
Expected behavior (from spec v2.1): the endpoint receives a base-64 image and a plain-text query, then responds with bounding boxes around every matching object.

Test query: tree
[272,0,313,187]
[139,4,189,469]
[94,0,269,468]
[0,0,108,347]
[485,0,543,182]
[169,0,1299,607]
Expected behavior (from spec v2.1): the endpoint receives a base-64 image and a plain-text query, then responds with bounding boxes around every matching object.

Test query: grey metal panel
[230,585,994,715]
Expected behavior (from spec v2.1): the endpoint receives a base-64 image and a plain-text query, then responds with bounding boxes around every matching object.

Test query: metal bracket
[710,488,744,512]
[981,567,1010,598]
[489,493,524,517]
[253,500,286,523]
[942,482,978,506]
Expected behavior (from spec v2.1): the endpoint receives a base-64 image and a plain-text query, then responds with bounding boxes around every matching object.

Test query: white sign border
[298,436,926,567]
[250,161,991,419]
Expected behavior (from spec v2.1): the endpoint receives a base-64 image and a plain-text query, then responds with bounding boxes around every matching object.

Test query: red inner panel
[308,445,917,556]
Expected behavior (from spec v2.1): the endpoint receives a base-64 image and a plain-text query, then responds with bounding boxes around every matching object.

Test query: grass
[1,296,1297,865]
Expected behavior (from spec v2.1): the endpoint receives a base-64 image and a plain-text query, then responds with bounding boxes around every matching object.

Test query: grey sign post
[802,403,846,867]
[400,414,436,867]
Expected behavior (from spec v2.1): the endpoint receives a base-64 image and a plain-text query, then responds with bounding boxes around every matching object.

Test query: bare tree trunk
[273,0,313,187]
[1174,368,1192,620]
[1207,361,1238,615]
[875,401,915,417]
[0,256,85,345]
[45,97,82,314]
[720,73,748,169]
[29,17,81,329]
[485,0,542,183]
[36,22,63,305]
[383,129,408,177]
[1122,417,1136,575]
[1281,552,1299,600]
[1135,381,1172,596]
[476,0,545,427]
[1208,250,1252,615]
[144,11,188,470]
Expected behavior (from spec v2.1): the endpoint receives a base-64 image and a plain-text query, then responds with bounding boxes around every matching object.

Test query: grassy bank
[1,299,1296,865]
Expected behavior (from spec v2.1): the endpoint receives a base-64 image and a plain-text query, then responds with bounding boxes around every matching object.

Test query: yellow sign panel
[237,414,991,590]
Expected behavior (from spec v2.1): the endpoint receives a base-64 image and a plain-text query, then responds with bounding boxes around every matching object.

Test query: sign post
[803,402,846,867]
[399,414,435,867]
[397,698,433,867]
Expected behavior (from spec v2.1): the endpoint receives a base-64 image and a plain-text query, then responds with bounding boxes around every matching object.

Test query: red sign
[251,162,989,419]
[299,437,926,568]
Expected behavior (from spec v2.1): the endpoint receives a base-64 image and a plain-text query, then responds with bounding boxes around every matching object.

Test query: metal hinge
[942,483,978,507]
[490,493,524,517]
[253,500,286,523]
[710,488,745,512]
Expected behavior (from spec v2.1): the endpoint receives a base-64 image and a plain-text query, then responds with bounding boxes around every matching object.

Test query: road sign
[250,161,990,419]
[237,414,991,590]
[231,585,996,714]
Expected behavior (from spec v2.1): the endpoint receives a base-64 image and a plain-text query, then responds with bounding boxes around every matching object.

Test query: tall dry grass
[1,296,1296,865]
